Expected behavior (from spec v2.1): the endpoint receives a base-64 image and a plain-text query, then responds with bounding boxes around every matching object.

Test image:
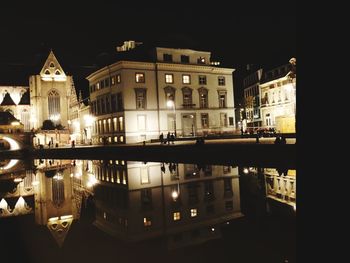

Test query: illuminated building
[259,59,296,133]
[87,46,236,144]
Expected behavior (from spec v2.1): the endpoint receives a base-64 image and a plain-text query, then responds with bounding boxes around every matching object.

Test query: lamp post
[288,57,296,134]
[167,100,176,137]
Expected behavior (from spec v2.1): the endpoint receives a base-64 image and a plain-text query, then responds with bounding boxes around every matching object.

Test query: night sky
[0,3,296,102]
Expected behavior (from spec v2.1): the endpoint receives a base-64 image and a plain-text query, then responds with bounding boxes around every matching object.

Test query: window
[182,87,193,107]
[143,217,152,227]
[201,113,209,128]
[199,75,207,85]
[135,88,147,109]
[117,93,123,111]
[225,201,233,210]
[182,74,191,84]
[101,80,105,89]
[204,181,215,202]
[49,62,55,68]
[141,188,152,209]
[113,118,117,131]
[116,74,121,83]
[141,167,149,184]
[198,88,208,108]
[173,212,181,221]
[105,78,110,87]
[119,117,124,131]
[190,208,198,217]
[111,76,115,85]
[111,94,117,112]
[224,178,233,198]
[48,89,60,124]
[163,54,173,62]
[218,91,227,108]
[165,74,174,84]
[197,57,206,64]
[229,117,234,126]
[55,70,61,75]
[220,113,228,127]
[135,73,145,83]
[96,82,100,90]
[164,86,176,105]
[138,115,146,131]
[223,166,231,174]
[218,76,226,86]
[181,55,189,63]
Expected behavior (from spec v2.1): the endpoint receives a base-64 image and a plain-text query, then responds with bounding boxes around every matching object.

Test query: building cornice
[156,63,234,74]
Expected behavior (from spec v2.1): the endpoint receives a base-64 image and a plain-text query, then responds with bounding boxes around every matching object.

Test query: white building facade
[260,61,296,133]
[87,47,236,144]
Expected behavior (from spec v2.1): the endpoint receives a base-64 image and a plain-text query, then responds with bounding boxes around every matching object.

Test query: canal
[0,157,296,263]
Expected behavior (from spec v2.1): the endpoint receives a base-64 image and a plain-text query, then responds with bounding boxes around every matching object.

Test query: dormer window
[197,57,206,64]
[181,55,190,63]
[55,70,61,75]
[163,54,173,62]
[45,69,50,75]
[49,62,55,68]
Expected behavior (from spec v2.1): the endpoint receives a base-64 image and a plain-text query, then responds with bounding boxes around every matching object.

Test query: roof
[0,93,16,106]
[0,111,20,125]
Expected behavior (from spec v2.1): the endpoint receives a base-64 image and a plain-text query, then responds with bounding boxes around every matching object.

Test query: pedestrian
[281,136,286,144]
[170,133,175,144]
[167,132,171,144]
[71,140,75,148]
[159,133,164,144]
[256,134,260,143]
[274,136,281,144]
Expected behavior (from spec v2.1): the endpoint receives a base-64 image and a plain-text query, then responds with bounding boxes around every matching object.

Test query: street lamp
[167,100,176,137]
[288,57,296,134]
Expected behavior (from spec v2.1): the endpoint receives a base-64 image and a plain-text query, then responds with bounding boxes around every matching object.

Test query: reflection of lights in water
[1,159,19,170]
[32,181,39,186]
[13,178,23,183]
[2,136,20,150]
[171,190,179,200]
[53,174,63,180]
[86,174,98,188]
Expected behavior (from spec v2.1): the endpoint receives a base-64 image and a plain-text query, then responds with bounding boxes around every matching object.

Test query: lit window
[135,73,145,83]
[119,117,124,131]
[111,76,115,85]
[190,208,197,217]
[201,113,209,128]
[116,74,121,83]
[144,217,152,227]
[173,212,181,221]
[114,136,118,142]
[182,74,190,84]
[165,74,173,84]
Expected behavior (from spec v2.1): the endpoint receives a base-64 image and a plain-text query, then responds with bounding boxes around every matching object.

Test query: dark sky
[0,3,296,101]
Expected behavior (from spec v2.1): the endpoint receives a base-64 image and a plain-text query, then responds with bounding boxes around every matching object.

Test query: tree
[42,120,55,130]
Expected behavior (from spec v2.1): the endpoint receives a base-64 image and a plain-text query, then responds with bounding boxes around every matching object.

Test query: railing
[265,173,296,205]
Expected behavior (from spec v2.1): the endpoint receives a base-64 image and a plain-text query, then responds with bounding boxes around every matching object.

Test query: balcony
[182,103,196,109]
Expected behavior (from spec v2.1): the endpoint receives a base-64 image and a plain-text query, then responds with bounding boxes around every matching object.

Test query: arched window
[52,176,64,208]
[182,87,193,108]
[48,90,60,124]
[21,109,30,131]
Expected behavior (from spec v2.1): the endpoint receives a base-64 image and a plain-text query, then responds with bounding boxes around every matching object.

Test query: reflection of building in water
[264,168,296,209]
[92,160,243,249]
[0,160,35,217]
[32,159,92,247]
